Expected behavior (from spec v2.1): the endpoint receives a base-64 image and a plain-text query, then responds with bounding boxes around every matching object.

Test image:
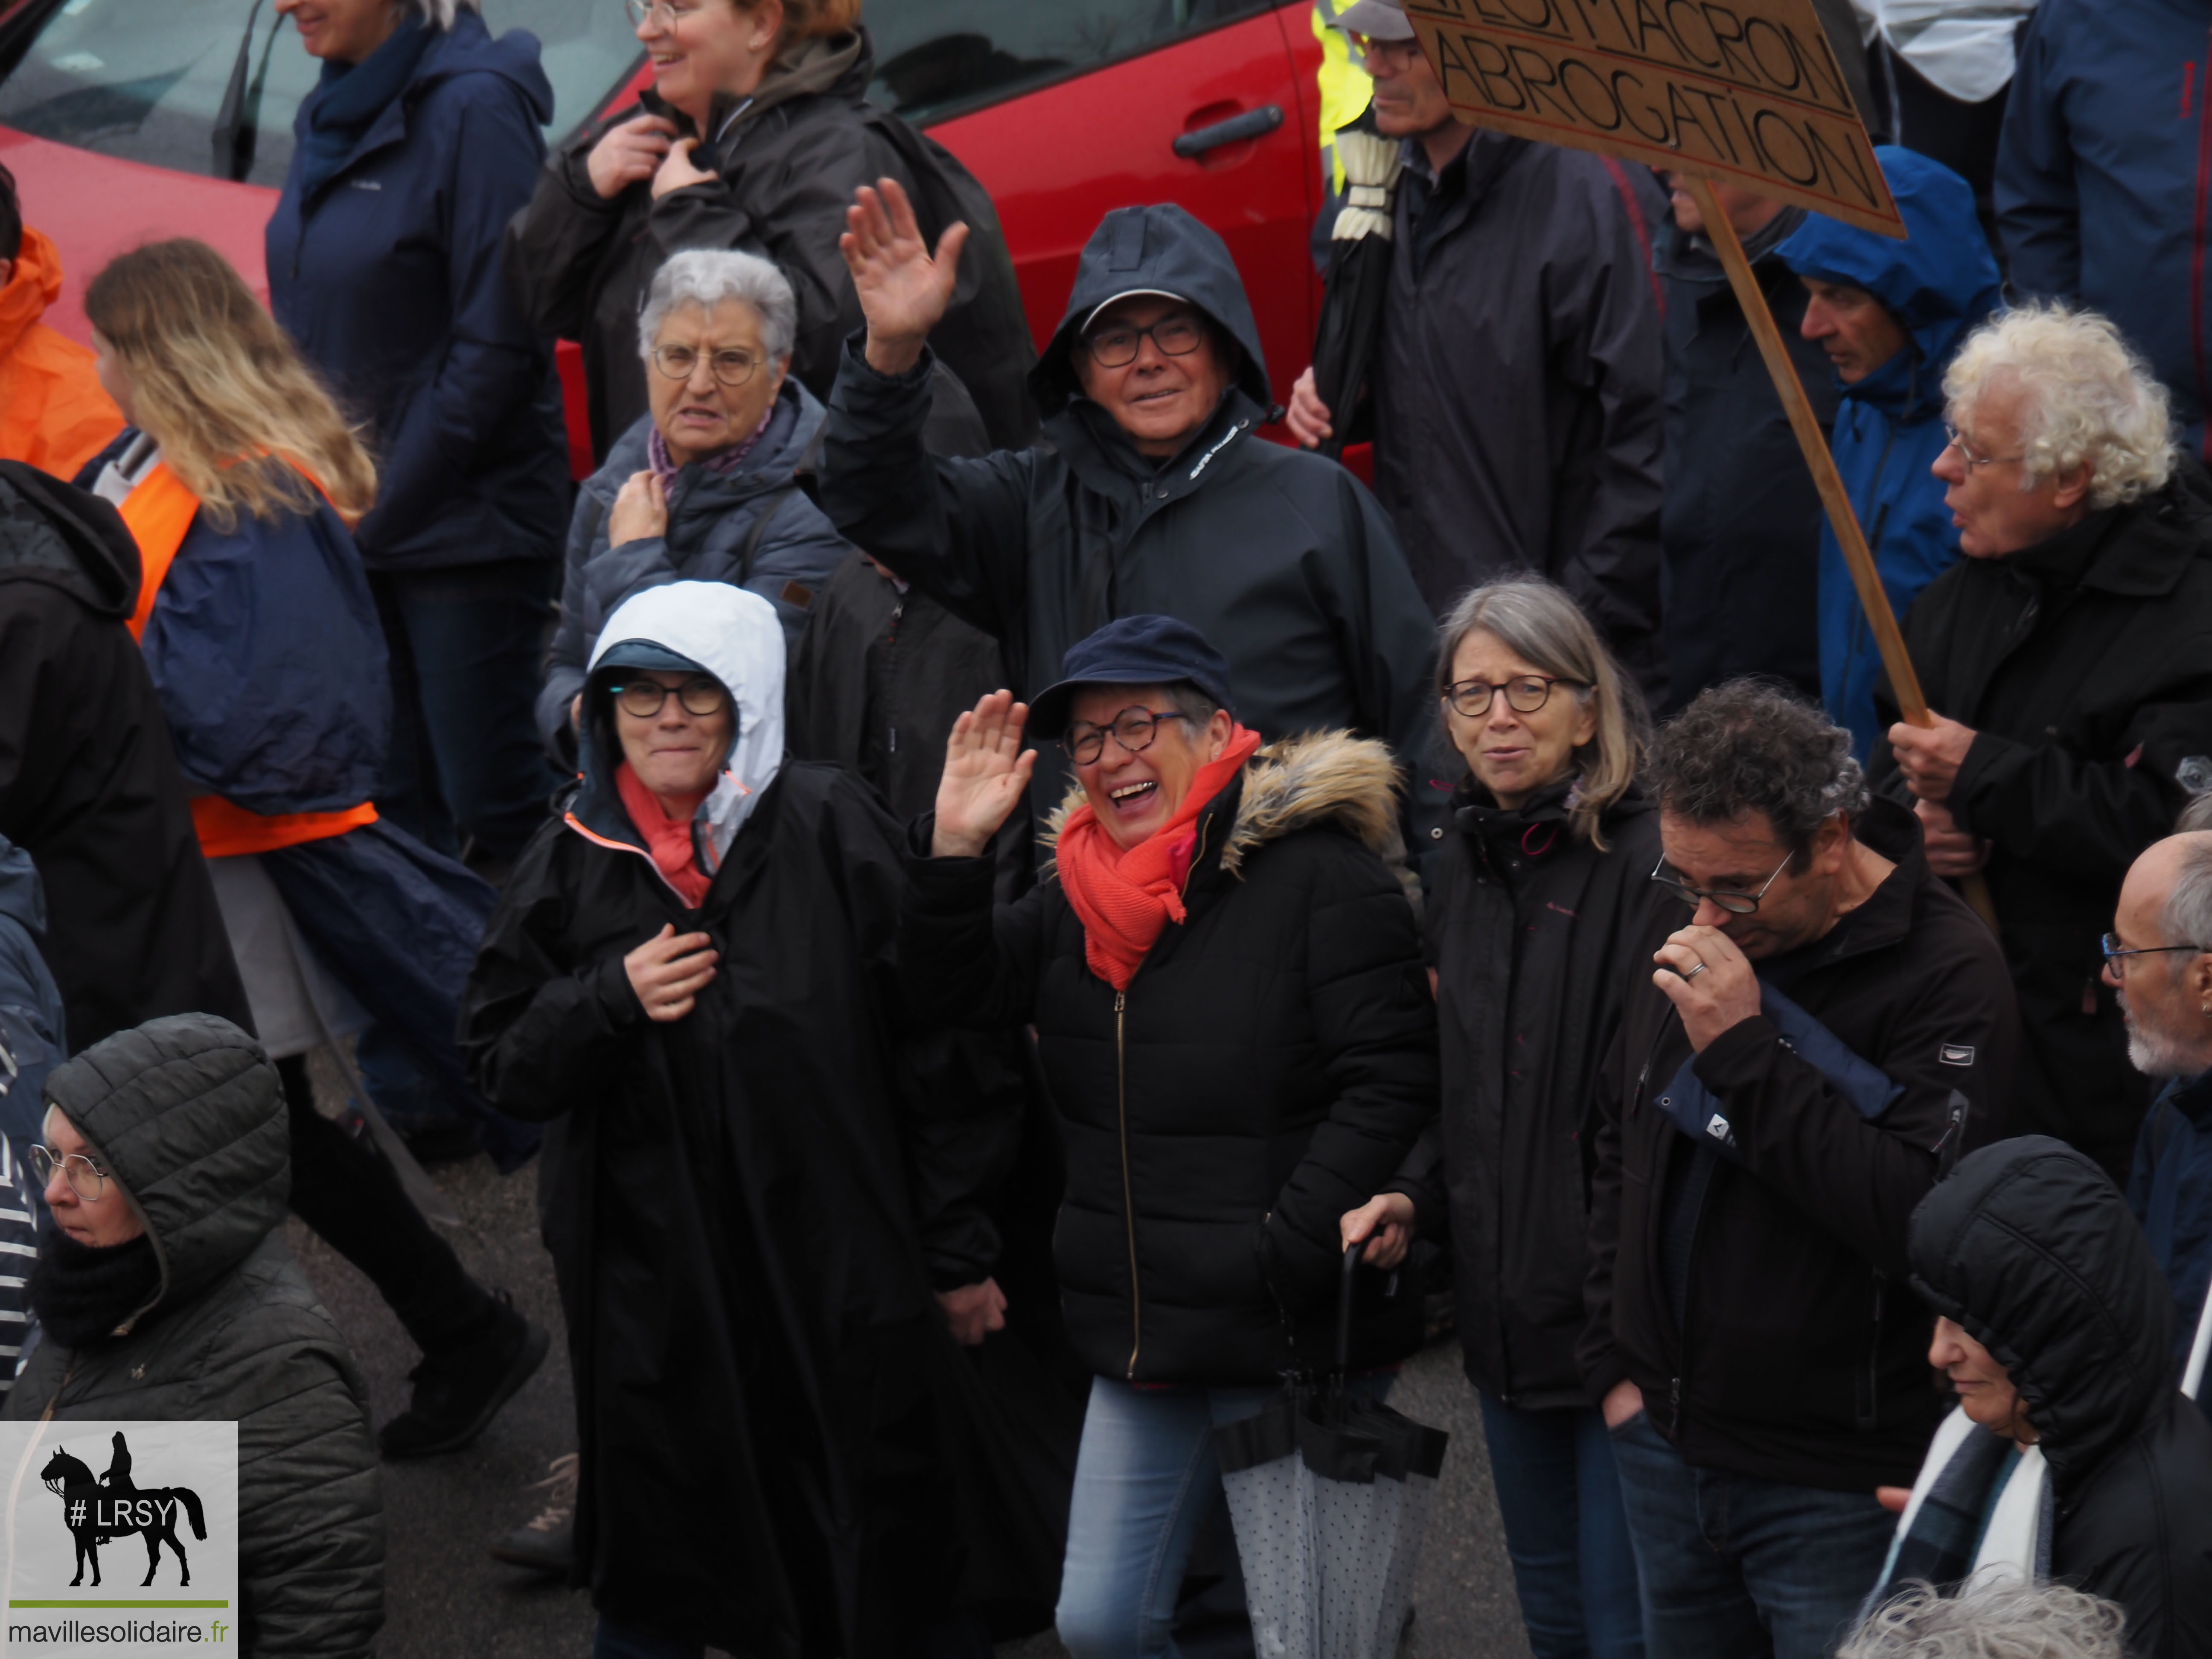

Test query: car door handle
[1173,104,1285,159]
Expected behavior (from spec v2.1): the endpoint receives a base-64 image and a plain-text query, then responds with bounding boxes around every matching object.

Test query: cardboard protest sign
[1402,0,1904,238]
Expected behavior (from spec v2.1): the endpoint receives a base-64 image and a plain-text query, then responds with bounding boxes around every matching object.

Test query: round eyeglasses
[608,677,729,720]
[1649,849,1796,916]
[1082,314,1206,369]
[1942,424,2025,469]
[649,345,765,388]
[2100,933,2209,977]
[30,1143,111,1203]
[1441,675,1580,719]
[625,0,701,27]
[1062,707,1192,766]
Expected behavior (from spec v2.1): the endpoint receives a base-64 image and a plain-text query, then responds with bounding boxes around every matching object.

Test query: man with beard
[2107,832,2212,1397]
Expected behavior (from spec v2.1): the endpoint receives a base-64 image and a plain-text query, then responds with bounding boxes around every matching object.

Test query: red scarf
[616,760,713,908]
[1053,726,1262,990]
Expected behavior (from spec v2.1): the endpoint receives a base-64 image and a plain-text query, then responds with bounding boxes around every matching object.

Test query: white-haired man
[1869,304,2212,1179]
[2109,832,2212,1400]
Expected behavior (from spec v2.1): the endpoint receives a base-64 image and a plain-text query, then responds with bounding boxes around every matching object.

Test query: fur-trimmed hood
[1043,728,1403,877]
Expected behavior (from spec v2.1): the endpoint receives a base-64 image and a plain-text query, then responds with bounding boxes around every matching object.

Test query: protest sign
[1402,0,1904,237]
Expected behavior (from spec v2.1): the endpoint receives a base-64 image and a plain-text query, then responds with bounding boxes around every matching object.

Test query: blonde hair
[1944,303,2175,511]
[1435,578,1646,850]
[727,0,860,51]
[85,240,376,530]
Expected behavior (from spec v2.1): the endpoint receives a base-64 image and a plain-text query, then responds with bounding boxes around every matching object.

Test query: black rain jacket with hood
[3,1015,384,1658]
[820,204,1441,838]
[1909,1137,2212,1659]
[464,582,1062,1652]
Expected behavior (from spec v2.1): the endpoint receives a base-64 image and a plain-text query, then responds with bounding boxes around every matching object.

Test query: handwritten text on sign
[1403,0,1903,237]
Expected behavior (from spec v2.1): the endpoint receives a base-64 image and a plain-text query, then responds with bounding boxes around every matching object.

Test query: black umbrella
[1214,1243,1450,1656]
[1309,109,1405,463]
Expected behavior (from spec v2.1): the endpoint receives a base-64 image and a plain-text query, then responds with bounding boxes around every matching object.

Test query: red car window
[0,0,639,188]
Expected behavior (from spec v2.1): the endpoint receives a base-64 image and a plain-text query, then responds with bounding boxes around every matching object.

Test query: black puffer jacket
[821,205,1441,839]
[3,1016,384,1656]
[902,732,1438,1385]
[1870,476,2212,1178]
[504,28,1033,463]
[1910,1138,2212,1659]
[1394,778,1666,1409]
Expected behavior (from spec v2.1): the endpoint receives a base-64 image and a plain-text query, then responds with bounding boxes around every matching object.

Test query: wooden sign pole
[1682,175,2000,931]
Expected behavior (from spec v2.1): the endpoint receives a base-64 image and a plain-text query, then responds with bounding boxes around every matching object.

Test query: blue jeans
[1056,1373,1391,1659]
[370,560,560,865]
[1607,1411,1895,1659]
[1479,1394,1646,1659]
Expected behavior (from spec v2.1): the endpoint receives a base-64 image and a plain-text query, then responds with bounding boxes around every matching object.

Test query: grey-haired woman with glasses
[537,248,851,767]
[1342,578,1660,1659]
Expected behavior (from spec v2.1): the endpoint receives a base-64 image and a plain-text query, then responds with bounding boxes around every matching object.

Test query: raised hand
[931,690,1034,859]
[841,177,969,378]
[587,113,676,200]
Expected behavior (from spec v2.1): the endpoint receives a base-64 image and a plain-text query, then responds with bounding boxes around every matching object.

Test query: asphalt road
[294,1145,1534,1659]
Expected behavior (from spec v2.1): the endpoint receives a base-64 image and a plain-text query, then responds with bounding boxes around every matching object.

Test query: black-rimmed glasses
[1441,675,1580,719]
[1650,849,1796,916]
[29,1144,110,1202]
[2101,933,2209,976]
[1083,314,1206,369]
[608,677,728,719]
[649,345,764,387]
[1062,707,1192,765]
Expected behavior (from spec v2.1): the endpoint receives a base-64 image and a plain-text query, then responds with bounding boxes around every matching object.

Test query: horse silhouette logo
[39,1432,207,1587]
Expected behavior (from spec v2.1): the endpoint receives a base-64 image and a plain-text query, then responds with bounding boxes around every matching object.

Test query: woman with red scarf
[903,614,1439,1659]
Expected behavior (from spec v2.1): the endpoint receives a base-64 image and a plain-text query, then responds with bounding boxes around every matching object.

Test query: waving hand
[931,691,1034,859]
[842,177,969,378]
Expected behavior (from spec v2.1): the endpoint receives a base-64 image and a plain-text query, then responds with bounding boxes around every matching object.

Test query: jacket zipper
[1116,989,1141,1379]
[1856,1271,1887,1432]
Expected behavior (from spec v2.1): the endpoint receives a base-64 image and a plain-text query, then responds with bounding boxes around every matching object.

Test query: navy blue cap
[1027,615,1235,740]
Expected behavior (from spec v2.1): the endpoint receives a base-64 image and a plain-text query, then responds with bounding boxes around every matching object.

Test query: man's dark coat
[1912,1137,2212,1658]
[1870,477,2212,1177]
[818,204,1441,834]
[1368,132,1666,682]
[1582,799,2020,1490]
[0,464,249,1051]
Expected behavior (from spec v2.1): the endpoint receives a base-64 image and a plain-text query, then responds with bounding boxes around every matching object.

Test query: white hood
[589,581,786,859]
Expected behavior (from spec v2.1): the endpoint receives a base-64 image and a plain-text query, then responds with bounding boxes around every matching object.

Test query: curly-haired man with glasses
[1582,679,2018,1659]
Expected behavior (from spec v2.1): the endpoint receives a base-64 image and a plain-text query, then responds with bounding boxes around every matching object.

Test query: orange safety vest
[116,457,378,859]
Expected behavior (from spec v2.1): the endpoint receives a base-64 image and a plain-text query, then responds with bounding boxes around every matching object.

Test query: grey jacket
[536,379,850,762]
[4,1016,383,1657]
[1368,133,1667,684]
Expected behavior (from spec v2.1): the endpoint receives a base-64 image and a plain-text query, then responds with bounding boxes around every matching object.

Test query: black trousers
[276,1054,492,1356]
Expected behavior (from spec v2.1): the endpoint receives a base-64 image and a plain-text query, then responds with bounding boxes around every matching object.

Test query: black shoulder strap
[738,423,828,585]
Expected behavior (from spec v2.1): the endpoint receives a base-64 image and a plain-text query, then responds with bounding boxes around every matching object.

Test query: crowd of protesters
[1,0,2212,1655]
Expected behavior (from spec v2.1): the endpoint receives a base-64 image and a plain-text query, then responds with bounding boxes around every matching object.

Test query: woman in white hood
[460,581,1033,1658]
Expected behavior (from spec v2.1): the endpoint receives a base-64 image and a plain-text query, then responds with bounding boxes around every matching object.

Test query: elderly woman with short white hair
[1870,302,2212,1176]
[537,247,851,763]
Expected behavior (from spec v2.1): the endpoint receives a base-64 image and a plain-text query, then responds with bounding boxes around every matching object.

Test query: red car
[0,0,1330,476]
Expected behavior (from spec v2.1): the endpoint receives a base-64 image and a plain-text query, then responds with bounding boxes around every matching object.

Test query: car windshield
[0,0,640,189]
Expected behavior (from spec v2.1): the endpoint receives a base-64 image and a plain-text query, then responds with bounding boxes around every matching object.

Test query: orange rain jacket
[0,227,122,479]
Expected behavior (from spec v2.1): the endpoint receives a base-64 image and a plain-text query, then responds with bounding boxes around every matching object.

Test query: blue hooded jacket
[0,832,63,1149]
[1779,149,2002,757]
[1999,0,2212,463]
[266,12,568,575]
